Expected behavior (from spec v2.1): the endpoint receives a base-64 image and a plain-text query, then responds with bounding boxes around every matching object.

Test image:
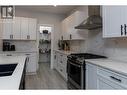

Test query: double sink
[0,63,17,77]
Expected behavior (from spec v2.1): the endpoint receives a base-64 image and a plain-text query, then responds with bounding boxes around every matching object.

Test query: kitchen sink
[0,63,17,77]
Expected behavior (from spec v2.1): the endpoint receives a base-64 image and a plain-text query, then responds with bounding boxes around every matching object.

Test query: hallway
[25,63,67,89]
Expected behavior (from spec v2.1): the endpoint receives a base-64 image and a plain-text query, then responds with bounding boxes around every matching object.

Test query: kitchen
[0,5,127,90]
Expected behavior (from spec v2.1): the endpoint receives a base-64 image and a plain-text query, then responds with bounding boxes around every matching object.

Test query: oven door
[67,60,83,89]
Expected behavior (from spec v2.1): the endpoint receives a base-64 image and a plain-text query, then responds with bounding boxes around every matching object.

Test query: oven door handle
[68,61,81,68]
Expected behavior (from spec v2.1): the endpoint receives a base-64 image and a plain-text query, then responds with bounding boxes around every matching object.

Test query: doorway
[38,24,53,69]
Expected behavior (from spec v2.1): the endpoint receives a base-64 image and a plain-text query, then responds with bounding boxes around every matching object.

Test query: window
[1,6,14,19]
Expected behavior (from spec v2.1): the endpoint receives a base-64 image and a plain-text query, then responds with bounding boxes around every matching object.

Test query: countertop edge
[86,59,127,77]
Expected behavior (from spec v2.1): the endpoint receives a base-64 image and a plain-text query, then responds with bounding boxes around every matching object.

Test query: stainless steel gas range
[67,53,107,89]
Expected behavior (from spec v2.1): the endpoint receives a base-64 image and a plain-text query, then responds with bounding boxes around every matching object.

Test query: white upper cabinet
[103,6,127,38]
[21,17,29,40]
[13,17,21,39]
[3,19,13,39]
[1,17,37,40]
[61,11,88,40]
[28,18,37,40]
[61,18,70,40]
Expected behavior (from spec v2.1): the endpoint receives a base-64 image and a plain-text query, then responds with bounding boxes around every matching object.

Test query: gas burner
[67,53,107,64]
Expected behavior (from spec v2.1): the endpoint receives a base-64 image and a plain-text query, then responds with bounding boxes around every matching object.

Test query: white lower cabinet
[53,51,67,81]
[86,62,127,89]
[86,63,97,89]
[97,77,115,89]
[25,53,37,73]
[3,52,38,74]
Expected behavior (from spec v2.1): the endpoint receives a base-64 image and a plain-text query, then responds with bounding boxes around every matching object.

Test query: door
[3,19,13,39]
[13,17,21,39]
[28,18,37,40]
[67,60,82,87]
[103,6,123,37]
[21,17,29,40]
[86,63,97,89]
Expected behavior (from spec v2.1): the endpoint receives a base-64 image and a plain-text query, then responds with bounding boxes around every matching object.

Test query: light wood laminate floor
[25,63,67,89]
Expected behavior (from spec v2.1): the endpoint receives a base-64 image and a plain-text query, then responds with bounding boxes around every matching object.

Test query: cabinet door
[13,17,21,39]
[53,51,58,69]
[3,19,13,39]
[62,19,70,40]
[26,53,37,73]
[0,19,3,38]
[28,18,37,40]
[21,17,29,40]
[97,77,115,89]
[103,6,123,38]
[86,63,97,89]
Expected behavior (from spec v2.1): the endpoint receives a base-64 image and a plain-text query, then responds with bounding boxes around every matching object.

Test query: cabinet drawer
[57,63,67,80]
[62,54,67,68]
[97,76,124,89]
[57,53,67,68]
[97,67,127,88]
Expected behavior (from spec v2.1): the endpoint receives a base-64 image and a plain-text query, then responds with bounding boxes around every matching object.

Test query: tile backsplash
[2,40,37,52]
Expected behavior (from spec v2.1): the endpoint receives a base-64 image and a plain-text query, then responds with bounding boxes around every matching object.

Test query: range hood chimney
[75,6,102,30]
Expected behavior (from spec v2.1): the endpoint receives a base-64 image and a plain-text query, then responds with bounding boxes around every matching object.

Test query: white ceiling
[15,6,80,15]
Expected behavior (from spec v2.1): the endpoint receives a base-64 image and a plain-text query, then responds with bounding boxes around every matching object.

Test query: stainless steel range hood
[75,15,102,30]
[75,6,102,30]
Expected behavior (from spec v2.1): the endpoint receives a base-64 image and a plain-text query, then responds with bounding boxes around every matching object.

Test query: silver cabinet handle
[110,76,122,83]
[27,35,30,39]
[54,55,56,59]
[10,35,11,39]
[27,35,28,39]
[12,35,13,39]
[6,54,12,56]
[25,54,30,55]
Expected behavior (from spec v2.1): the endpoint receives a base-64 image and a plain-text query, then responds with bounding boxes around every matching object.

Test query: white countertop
[86,58,127,76]
[0,55,27,89]
[54,49,76,55]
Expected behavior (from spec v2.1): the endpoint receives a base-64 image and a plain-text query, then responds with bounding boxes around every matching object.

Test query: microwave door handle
[69,61,81,68]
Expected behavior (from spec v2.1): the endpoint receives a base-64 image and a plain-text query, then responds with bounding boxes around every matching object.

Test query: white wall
[3,40,37,52]
[85,29,127,63]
